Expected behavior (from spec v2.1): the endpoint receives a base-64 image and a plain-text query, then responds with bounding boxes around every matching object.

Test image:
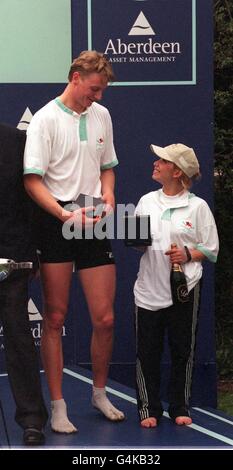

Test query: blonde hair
[68,50,115,82]
[180,171,201,190]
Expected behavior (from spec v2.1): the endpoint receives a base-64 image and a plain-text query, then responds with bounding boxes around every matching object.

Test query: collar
[153,189,195,221]
[159,188,190,209]
[55,97,88,117]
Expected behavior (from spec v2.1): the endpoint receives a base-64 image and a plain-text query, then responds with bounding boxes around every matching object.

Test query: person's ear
[173,167,182,179]
[72,71,81,84]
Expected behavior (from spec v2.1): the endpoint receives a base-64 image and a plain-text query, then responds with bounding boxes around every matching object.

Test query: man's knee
[93,311,114,332]
[43,309,65,332]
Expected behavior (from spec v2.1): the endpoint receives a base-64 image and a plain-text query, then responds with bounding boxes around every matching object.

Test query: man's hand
[70,206,101,228]
[101,192,115,216]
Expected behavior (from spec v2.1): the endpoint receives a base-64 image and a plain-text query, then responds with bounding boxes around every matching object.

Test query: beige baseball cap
[150,143,200,178]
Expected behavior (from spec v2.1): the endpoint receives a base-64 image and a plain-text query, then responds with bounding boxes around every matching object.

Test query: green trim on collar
[161,208,176,220]
[160,192,195,220]
[79,114,87,141]
[55,97,73,115]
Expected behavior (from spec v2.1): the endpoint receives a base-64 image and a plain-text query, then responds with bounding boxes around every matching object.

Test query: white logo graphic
[128,11,155,36]
[28,298,43,321]
[105,10,180,60]
[17,107,33,130]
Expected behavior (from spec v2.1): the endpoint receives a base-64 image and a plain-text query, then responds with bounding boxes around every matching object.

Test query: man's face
[73,72,108,111]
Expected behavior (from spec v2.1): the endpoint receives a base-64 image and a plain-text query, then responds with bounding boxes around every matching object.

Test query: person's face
[152,158,177,184]
[73,72,108,111]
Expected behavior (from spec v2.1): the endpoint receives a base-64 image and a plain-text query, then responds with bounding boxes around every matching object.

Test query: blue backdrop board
[0,0,216,406]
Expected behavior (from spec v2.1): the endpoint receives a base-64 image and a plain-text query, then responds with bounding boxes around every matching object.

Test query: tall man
[23,51,124,433]
[0,123,48,445]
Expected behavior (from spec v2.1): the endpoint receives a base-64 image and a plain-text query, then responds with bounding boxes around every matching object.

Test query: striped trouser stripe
[135,306,150,420]
[184,282,200,406]
[136,357,150,420]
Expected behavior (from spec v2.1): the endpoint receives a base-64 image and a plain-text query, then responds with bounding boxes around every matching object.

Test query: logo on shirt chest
[178,219,195,233]
[96,137,104,149]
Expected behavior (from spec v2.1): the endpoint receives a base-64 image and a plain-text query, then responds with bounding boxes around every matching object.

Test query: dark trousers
[0,271,48,429]
[135,283,200,422]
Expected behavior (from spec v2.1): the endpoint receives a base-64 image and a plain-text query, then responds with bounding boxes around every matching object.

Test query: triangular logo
[28,298,43,321]
[128,11,155,36]
[17,107,33,130]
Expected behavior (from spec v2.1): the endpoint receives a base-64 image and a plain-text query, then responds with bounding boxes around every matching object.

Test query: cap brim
[150,144,172,162]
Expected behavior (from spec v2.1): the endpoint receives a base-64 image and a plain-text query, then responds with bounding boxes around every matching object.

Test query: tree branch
[224,0,232,20]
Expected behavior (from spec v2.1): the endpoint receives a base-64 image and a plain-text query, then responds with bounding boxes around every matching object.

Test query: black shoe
[23,427,45,446]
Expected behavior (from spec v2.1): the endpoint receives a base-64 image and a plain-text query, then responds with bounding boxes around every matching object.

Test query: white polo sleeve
[23,114,51,176]
[195,201,219,262]
[100,109,118,170]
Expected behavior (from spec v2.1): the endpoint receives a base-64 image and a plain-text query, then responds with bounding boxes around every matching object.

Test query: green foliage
[218,390,233,416]
[214,0,233,378]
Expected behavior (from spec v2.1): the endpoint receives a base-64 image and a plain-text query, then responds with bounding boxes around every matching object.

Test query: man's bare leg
[40,262,77,433]
[79,264,125,421]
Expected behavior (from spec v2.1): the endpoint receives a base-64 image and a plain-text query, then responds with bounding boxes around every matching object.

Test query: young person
[134,143,219,427]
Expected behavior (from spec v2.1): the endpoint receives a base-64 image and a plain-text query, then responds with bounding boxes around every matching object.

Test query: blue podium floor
[1,366,233,449]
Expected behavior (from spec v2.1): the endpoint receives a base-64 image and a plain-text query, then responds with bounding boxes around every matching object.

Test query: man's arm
[24,174,98,226]
[100,168,115,211]
[24,174,71,222]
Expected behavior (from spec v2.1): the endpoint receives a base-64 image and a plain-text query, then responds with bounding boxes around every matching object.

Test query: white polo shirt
[134,189,219,311]
[24,98,118,201]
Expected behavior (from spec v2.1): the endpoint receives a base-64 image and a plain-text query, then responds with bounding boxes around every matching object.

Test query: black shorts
[34,203,115,270]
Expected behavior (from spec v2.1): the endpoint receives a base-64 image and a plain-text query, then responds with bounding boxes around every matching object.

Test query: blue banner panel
[86,0,195,84]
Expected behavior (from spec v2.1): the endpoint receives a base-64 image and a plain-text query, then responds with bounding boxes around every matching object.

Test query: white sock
[92,386,125,421]
[51,399,78,433]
